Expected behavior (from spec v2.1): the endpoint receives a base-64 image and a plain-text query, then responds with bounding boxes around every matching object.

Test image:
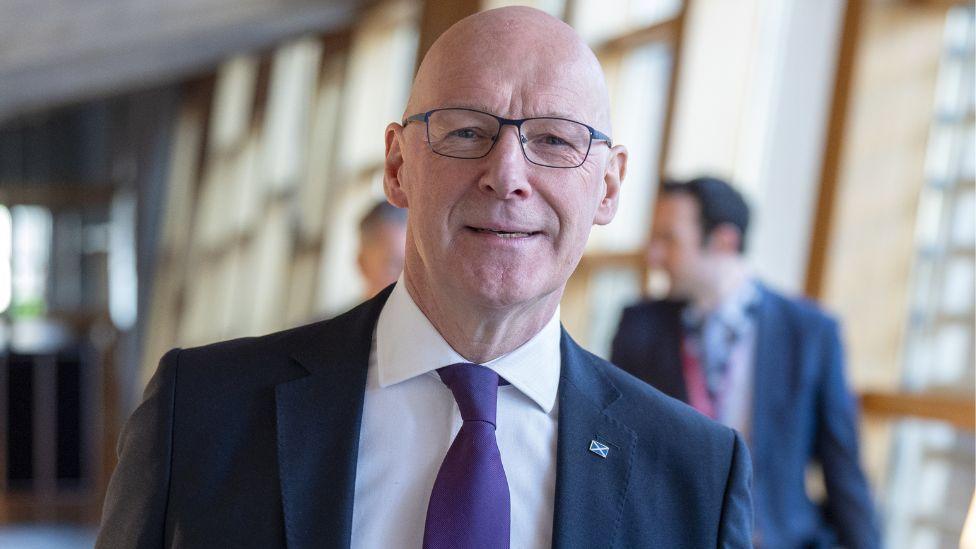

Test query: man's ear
[706,223,742,254]
[594,144,627,225]
[356,248,368,274]
[384,122,409,208]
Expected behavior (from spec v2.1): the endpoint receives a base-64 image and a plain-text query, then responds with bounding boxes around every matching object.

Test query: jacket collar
[276,286,391,549]
[275,286,637,548]
[552,328,636,548]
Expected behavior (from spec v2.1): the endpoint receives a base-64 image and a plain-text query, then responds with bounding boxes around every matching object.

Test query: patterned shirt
[680,280,760,436]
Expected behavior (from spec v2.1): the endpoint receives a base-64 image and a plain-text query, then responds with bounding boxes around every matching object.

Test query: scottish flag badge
[589,439,610,458]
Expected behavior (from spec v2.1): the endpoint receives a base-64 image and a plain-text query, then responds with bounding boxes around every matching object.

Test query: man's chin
[453,272,558,311]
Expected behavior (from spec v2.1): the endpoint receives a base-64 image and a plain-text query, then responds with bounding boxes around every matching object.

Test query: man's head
[384,7,627,312]
[648,177,750,300]
[358,200,408,297]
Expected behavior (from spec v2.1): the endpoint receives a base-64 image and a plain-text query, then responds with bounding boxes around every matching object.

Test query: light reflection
[0,205,10,314]
[10,205,52,319]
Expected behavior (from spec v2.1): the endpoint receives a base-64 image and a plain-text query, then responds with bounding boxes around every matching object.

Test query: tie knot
[437,363,502,427]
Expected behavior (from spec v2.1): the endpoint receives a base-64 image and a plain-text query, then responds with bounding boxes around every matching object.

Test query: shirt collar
[682,278,760,332]
[375,278,561,414]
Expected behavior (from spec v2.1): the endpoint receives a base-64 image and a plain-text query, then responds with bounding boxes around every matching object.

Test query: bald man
[96,7,752,548]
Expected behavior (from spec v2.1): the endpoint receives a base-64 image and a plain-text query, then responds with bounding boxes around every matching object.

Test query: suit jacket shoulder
[611,298,687,400]
[558,337,753,548]
[759,285,838,334]
[97,291,389,549]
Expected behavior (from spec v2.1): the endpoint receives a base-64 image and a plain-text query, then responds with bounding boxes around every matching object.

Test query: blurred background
[0,0,973,547]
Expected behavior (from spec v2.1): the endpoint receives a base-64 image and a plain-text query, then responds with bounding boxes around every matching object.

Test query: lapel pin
[589,440,610,459]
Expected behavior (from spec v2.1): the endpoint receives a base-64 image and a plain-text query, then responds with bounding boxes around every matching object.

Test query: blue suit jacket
[611,284,880,549]
[97,286,753,548]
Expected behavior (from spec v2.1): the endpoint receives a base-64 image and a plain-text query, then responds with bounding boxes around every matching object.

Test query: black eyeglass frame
[402,107,613,169]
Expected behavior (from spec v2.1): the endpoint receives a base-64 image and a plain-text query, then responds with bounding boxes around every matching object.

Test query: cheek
[551,173,603,234]
[405,162,466,220]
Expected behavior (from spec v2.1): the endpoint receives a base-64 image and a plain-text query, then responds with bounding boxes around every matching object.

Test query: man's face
[358,221,407,297]
[648,194,708,299]
[384,16,626,310]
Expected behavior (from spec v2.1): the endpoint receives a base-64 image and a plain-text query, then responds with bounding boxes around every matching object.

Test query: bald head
[407,7,612,132]
[383,6,627,348]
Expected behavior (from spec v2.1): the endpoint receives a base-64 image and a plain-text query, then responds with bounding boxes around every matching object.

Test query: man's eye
[449,128,479,139]
[540,134,569,146]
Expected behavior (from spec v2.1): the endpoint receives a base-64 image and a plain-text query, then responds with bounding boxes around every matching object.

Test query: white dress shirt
[350,280,561,548]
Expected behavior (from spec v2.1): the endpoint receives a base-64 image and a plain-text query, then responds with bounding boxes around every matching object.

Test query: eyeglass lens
[426,109,592,168]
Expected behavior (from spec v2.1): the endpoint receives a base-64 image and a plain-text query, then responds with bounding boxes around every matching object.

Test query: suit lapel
[750,287,791,463]
[553,330,636,549]
[275,289,391,549]
[654,304,689,402]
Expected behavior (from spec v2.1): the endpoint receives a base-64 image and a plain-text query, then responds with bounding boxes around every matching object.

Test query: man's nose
[478,125,532,200]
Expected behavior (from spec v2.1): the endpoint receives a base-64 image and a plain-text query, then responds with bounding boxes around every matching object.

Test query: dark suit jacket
[97,286,753,548]
[611,284,880,549]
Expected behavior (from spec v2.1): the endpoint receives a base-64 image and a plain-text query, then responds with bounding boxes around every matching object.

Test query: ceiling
[0,0,367,121]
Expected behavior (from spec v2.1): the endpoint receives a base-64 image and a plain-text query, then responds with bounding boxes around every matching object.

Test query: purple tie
[423,363,510,549]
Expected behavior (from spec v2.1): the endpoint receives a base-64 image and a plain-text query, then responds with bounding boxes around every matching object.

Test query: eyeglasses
[402,108,612,169]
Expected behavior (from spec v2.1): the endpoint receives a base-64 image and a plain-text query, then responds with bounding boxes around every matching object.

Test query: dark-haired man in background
[612,176,880,548]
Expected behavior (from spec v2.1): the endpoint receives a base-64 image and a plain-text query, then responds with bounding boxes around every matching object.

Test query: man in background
[357,200,407,298]
[612,176,880,548]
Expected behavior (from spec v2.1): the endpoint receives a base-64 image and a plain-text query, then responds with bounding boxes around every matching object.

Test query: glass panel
[249,203,292,335]
[210,56,258,153]
[933,324,969,386]
[886,7,976,547]
[570,0,681,46]
[285,250,320,327]
[941,256,974,315]
[960,125,975,180]
[885,419,975,549]
[299,55,345,240]
[230,131,263,236]
[587,266,642,357]
[933,52,965,118]
[950,188,975,246]
[924,124,954,185]
[178,259,218,346]
[194,157,230,249]
[10,205,52,319]
[109,191,138,330]
[316,171,386,315]
[160,100,206,251]
[341,3,419,174]
[214,247,243,340]
[262,37,323,191]
[480,0,565,17]
[588,42,670,252]
[0,205,10,314]
[914,186,945,250]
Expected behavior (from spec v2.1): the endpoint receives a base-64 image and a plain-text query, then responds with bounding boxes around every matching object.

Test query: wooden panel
[818,3,949,390]
[0,183,113,210]
[805,0,864,299]
[576,251,644,271]
[646,1,688,294]
[861,390,976,431]
[414,0,480,71]
[594,17,679,57]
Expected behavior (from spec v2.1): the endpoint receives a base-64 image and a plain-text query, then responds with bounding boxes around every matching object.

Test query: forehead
[410,14,608,124]
[421,61,600,122]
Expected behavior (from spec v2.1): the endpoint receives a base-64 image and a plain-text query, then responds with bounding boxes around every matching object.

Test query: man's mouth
[468,226,539,239]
